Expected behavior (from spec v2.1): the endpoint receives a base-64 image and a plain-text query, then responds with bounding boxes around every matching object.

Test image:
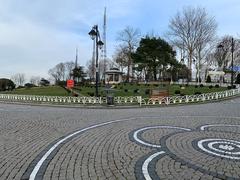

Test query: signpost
[67,80,74,89]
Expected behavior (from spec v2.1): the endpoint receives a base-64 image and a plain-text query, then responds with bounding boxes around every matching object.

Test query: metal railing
[0,88,239,106]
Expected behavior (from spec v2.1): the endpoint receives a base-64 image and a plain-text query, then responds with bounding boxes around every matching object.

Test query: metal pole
[198,58,200,85]
[95,25,99,97]
[231,37,234,87]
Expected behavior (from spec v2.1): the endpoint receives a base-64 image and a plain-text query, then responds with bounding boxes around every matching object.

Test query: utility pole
[231,37,234,87]
[102,7,107,84]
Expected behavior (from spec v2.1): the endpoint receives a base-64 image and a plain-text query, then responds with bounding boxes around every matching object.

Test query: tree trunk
[189,51,193,81]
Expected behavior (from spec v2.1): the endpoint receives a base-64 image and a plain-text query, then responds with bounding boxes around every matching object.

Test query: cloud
[0,0,240,80]
[0,0,146,80]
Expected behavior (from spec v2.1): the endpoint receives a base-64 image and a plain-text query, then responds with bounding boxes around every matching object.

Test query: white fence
[0,94,142,105]
[144,88,240,105]
[0,88,239,106]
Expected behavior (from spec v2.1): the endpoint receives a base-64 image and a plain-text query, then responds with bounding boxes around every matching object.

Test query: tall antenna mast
[102,7,107,82]
[75,47,78,68]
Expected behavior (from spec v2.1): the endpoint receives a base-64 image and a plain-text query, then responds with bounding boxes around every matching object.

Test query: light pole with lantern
[89,25,104,97]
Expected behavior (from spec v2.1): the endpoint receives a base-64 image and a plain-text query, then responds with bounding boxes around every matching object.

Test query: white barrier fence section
[0,94,142,105]
[0,88,239,106]
[143,88,240,105]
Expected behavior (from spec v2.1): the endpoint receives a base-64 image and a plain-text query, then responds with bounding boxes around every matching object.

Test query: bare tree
[113,46,128,72]
[64,61,75,80]
[57,63,66,80]
[86,59,95,81]
[117,26,140,82]
[11,73,25,86]
[168,6,217,80]
[48,62,66,83]
[30,76,41,86]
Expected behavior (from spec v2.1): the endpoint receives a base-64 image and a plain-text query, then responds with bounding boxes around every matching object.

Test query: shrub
[17,86,24,89]
[0,78,16,91]
[232,85,236,89]
[154,84,158,87]
[73,93,78,97]
[194,92,202,95]
[227,86,232,89]
[40,78,50,86]
[175,90,181,94]
[145,89,150,95]
[206,75,211,83]
[195,85,198,88]
[209,85,213,89]
[134,89,139,93]
[24,83,35,88]
[180,93,185,96]
[215,84,219,88]
[185,84,189,87]
[124,89,128,92]
[87,92,94,96]
[200,84,204,87]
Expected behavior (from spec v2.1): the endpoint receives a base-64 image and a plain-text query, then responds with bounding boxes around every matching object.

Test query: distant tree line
[48,61,86,85]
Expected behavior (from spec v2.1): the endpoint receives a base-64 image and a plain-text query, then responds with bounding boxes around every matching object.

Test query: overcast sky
[0,0,240,81]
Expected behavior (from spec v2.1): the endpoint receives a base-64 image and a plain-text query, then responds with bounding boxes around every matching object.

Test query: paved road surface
[0,98,240,180]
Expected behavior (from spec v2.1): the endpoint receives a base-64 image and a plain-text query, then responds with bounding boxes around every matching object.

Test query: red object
[67,80,74,88]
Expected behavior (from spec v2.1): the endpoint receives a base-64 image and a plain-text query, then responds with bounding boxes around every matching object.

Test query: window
[114,74,119,82]
[108,74,113,81]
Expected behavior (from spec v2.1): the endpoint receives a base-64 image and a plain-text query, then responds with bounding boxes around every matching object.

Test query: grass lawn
[1,84,228,98]
[2,86,70,96]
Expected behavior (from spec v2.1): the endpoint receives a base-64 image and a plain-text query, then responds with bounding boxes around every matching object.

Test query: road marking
[198,138,240,160]
[200,124,240,131]
[142,151,165,180]
[133,126,191,148]
[29,117,136,180]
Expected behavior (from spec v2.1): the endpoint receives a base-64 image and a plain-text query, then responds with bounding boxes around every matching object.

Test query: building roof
[105,68,124,74]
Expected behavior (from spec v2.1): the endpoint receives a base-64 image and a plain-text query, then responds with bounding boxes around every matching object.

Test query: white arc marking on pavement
[133,126,191,148]
[142,151,165,180]
[29,117,136,180]
[200,124,240,131]
[198,138,240,160]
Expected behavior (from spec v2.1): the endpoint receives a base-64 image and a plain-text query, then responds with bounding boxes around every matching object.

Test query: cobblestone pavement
[0,98,240,180]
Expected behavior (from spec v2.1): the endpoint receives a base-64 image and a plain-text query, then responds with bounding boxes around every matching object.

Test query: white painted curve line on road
[142,151,165,180]
[29,117,136,180]
[200,124,240,131]
[198,139,240,160]
[133,126,191,148]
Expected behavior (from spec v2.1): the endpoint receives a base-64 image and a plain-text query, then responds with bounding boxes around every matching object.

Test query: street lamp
[217,37,234,87]
[89,25,104,97]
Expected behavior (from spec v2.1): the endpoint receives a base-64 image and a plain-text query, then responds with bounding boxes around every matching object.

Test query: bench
[150,89,169,98]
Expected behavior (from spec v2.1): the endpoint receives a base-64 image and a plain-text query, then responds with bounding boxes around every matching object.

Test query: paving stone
[0,98,240,179]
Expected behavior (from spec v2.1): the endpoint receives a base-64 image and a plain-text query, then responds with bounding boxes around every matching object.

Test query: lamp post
[217,37,234,87]
[231,37,234,87]
[89,25,104,97]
